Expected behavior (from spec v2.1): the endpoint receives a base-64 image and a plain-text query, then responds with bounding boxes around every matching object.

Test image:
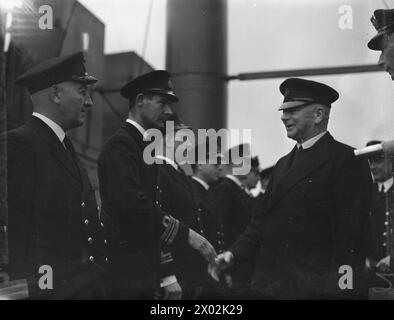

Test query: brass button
[84,219,89,226]
[81,202,85,208]
[88,237,93,244]
[104,239,107,245]
[105,257,109,262]
[383,243,387,247]
[100,222,104,228]
[89,256,94,262]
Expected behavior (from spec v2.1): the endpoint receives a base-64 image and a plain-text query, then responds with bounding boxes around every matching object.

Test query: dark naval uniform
[6,52,108,299]
[98,123,189,299]
[189,176,226,298]
[190,177,224,252]
[231,133,373,299]
[7,117,109,299]
[155,158,207,299]
[368,179,394,269]
[98,71,190,299]
[211,175,256,297]
[211,175,254,250]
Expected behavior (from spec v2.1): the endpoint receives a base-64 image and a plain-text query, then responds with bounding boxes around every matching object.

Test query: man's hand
[163,281,182,300]
[188,229,217,263]
[376,255,391,273]
[207,251,234,282]
[215,251,234,271]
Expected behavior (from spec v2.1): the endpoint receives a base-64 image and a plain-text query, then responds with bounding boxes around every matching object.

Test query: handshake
[208,251,234,284]
[188,229,234,284]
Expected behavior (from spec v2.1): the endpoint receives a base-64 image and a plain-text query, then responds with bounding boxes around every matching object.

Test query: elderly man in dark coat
[214,78,373,299]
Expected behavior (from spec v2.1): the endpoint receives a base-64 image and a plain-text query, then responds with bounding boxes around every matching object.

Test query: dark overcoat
[231,133,373,299]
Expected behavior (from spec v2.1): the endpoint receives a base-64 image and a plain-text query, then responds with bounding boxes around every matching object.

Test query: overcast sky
[80,0,394,168]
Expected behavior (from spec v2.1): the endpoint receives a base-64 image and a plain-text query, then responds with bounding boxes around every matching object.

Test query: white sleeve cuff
[160,275,178,288]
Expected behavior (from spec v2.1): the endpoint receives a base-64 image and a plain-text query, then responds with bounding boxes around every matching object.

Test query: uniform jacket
[156,162,206,292]
[189,178,223,252]
[210,175,256,291]
[6,117,108,299]
[230,133,373,299]
[97,122,188,298]
[210,176,255,249]
[367,181,394,263]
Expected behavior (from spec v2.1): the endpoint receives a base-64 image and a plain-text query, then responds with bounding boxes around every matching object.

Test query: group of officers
[1,8,394,300]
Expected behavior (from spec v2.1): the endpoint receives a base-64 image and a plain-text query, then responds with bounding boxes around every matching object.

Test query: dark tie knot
[63,136,75,158]
[288,145,304,171]
[63,136,71,149]
[294,146,304,159]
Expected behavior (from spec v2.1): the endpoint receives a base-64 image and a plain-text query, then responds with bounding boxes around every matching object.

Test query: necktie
[63,136,74,158]
[62,136,79,173]
[290,146,303,169]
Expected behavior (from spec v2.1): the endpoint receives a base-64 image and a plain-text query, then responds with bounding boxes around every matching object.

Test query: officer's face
[378,34,394,80]
[369,157,393,182]
[200,163,221,185]
[56,81,93,130]
[281,105,316,142]
[140,94,173,130]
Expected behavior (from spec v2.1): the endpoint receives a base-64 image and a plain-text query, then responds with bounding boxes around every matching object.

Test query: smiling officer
[213,78,373,299]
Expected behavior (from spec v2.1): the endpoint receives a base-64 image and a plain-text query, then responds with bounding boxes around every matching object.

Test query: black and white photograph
[0,0,394,305]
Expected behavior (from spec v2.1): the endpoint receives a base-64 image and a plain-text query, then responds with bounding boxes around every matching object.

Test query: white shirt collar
[225,174,243,189]
[297,131,327,150]
[126,119,148,139]
[244,187,253,196]
[377,177,394,193]
[155,155,179,171]
[32,112,65,142]
[192,176,210,191]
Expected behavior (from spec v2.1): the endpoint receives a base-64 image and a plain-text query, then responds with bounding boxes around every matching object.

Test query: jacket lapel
[265,133,333,213]
[28,117,82,182]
